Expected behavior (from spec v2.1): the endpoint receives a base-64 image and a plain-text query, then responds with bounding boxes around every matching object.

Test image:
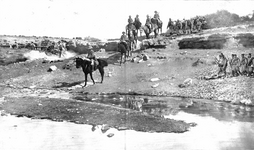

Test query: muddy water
[72,93,254,149]
[73,93,254,122]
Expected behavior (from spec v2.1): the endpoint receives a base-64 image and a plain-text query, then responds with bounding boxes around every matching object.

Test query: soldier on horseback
[128,15,133,24]
[120,31,129,50]
[134,15,142,36]
[145,15,152,33]
[134,15,140,23]
[153,11,162,24]
[87,45,97,71]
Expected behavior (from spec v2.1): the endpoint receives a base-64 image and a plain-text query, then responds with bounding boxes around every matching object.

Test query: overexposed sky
[0,0,254,39]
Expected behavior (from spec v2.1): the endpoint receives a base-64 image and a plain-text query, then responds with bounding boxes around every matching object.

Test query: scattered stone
[240,99,252,105]
[180,51,187,55]
[151,83,159,88]
[147,64,152,67]
[48,65,57,72]
[179,78,193,88]
[183,78,193,85]
[29,85,36,89]
[0,97,5,102]
[101,124,110,133]
[118,126,128,131]
[108,72,112,77]
[107,133,114,138]
[131,57,140,63]
[188,122,197,127]
[99,48,106,53]
[150,78,160,82]
[142,54,149,61]
[138,59,143,63]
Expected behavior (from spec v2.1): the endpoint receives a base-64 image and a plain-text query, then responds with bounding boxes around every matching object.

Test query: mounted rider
[134,15,140,23]
[128,15,133,25]
[120,31,129,50]
[145,15,152,33]
[87,45,97,71]
[153,11,162,24]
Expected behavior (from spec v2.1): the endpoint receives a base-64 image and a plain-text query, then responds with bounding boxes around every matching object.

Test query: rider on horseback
[134,15,140,22]
[145,15,152,33]
[128,15,133,24]
[120,31,128,50]
[87,45,97,71]
[153,11,162,24]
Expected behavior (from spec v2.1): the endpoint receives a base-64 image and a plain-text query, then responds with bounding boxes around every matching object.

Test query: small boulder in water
[101,124,110,133]
[107,133,114,138]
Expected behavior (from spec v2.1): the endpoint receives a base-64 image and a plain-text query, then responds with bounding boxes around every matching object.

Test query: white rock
[29,85,36,89]
[151,83,159,88]
[150,78,160,82]
[183,78,193,86]
[48,65,57,71]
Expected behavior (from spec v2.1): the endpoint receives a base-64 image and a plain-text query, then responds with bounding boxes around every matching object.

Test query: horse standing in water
[75,57,108,87]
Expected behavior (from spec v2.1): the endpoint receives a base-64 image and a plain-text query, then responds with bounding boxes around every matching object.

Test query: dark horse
[151,18,163,34]
[133,19,142,37]
[75,57,108,87]
[118,41,131,65]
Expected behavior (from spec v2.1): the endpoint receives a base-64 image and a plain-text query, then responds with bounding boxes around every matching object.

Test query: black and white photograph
[0,0,254,149]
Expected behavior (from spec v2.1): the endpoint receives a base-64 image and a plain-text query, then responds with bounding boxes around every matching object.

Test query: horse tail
[98,59,108,67]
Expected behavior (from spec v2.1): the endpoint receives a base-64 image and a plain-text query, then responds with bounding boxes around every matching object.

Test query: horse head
[74,57,83,68]
[74,57,91,69]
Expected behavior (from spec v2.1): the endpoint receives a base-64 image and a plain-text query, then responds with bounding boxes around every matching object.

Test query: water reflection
[73,93,254,122]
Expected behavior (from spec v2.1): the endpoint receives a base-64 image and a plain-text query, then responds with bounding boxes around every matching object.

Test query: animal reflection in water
[75,57,108,87]
[99,96,179,116]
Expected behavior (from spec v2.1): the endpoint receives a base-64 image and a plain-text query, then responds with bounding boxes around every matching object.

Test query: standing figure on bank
[230,54,241,77]
[215,53,228,77]
[247,53,254,76]
[240,54,248,75]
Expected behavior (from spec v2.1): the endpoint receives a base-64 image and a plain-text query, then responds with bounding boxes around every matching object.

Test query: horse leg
[124,53,127,63]
[83,73,88,87]
[89,72,95,85]
[120,53,122,65]
[98,67,105,83]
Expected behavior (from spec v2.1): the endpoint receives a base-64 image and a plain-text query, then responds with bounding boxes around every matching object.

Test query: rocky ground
[1,24,254,133]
